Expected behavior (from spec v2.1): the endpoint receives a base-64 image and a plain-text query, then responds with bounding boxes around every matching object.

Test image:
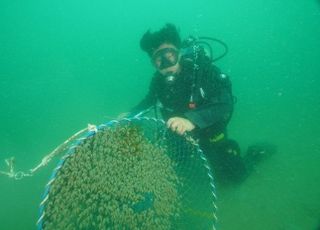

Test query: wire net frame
[37,117,218,230]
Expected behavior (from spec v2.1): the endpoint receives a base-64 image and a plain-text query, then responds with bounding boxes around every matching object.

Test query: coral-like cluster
[42,124,181,229]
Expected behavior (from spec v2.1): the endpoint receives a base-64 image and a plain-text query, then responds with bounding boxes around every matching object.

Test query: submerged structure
[37,117,217,229]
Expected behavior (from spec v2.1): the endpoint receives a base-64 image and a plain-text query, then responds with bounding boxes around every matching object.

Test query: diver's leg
[202,139,248,186]
[243,143,277,173]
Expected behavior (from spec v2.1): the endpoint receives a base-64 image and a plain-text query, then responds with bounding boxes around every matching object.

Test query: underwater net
[37,117,217,230]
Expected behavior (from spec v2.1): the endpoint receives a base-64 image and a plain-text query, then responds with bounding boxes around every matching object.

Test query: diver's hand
[167,117,195,135]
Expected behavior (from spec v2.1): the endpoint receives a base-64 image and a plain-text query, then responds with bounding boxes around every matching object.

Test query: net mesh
[38,117,217,230]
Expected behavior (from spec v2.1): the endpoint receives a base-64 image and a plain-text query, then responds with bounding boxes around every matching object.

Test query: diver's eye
[165,51,174,59]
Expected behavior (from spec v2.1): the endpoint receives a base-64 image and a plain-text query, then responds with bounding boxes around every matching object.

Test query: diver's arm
[184,92,233,129]
[184,70,234,130]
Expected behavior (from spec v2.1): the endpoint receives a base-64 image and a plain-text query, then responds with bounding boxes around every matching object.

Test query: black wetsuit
[132,57,247,185]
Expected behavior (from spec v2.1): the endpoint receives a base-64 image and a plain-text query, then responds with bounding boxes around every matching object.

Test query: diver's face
[151,43,181,76]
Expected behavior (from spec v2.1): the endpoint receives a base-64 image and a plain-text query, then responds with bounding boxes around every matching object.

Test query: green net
[37,118,217,230]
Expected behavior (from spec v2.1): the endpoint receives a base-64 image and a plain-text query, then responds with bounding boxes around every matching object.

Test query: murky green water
[1,0,320,229]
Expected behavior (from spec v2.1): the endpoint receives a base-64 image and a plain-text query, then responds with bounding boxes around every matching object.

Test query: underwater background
[1,0,320,229]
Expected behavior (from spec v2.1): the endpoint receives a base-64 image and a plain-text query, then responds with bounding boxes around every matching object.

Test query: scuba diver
[129,23,275,186]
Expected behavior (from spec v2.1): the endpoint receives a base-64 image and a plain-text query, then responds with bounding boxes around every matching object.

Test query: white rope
[0,157,15,178]
[0,124,97,180]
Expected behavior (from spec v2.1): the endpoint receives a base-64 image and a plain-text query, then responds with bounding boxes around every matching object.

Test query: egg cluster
[42,124,181,229]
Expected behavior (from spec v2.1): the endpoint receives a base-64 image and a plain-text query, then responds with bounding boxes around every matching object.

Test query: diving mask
[152,48,180,70]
